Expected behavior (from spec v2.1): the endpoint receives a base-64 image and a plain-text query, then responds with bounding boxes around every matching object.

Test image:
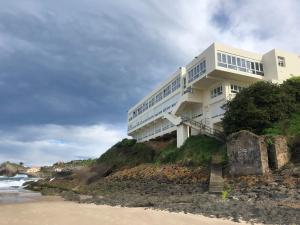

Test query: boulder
[0,162,19,177]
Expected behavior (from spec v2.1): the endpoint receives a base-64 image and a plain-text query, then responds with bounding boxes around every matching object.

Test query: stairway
[209,155,224,193]
[181,117,226,142]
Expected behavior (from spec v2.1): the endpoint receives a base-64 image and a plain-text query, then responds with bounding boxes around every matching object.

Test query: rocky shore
[25,163,300,224]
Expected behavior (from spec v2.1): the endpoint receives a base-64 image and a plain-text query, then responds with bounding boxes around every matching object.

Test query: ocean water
[0,174,41,204]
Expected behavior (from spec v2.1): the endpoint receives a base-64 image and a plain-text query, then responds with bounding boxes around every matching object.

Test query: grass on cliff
[96,139,155,169]
[155,135,225,166]
[263,112,300,136]
[263,112,300,162]
[95,135,225,170]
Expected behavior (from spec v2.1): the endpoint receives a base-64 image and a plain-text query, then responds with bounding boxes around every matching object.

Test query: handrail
[181,116,226,141]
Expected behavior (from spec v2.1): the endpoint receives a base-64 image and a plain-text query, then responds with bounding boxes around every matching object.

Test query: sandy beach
[0,199,249,225]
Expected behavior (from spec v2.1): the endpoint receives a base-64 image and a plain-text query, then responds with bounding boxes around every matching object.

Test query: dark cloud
[1,0,299,165]
[0,1,181,128]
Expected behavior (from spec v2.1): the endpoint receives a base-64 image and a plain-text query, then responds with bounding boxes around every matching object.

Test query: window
[278,56,285,67]
[217,52,264,76]
[217,53,227,68]
[222,54,227,63]
[217,53,222,62]
[237,58,241,67]
[241,59,246,68]
[149,97,155,108]
[246,61,251,69]
[227,55,232,64]
[230,84,244,94]
[142,102,148,112]
[156,92,162,103]
[163,85,171,97]
[260,63,264,72]
[188,59,206,83]
[171,80,177,92]
[232,56,236,65]
[211,85,223,98]
[137,105,143,115]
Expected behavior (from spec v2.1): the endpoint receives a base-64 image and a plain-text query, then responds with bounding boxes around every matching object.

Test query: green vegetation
[93,136,224,171]
[222,77,300,162]
[96,138,155,169]
[221,190,229,201]
[223,77,300,136]
[53,159,97,167]
[155,135,224,166]
[263,113,300,136]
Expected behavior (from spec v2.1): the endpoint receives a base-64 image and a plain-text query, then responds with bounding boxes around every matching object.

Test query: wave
[0,174,39,189]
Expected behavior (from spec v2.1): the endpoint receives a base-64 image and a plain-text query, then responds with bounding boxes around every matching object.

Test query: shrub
[97,140,155,169]
[223,80,297,135]
[155,135,224,166]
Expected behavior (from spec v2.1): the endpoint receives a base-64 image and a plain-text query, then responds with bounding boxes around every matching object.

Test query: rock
[0,162,19,176]
[247,192,258,199]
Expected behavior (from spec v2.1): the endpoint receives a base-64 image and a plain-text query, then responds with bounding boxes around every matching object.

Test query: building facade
[127,43,300,147]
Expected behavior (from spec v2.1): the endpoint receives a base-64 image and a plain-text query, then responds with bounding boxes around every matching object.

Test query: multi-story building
[127,43,300,147]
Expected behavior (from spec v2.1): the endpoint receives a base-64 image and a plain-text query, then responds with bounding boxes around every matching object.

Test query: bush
[282,77,300,103]
[97,139,155,169]
[223,80,298,135]
[155,135,224,166]
[113,138,137,148]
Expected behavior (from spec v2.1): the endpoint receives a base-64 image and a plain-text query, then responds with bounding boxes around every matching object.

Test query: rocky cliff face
[0,162,26,177]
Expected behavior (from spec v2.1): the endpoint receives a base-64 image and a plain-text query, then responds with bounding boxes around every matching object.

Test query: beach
[0,199,249,225]
[0,175,249,225]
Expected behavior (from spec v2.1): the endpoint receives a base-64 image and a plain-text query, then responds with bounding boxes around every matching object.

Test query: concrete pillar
[177,124,189,148]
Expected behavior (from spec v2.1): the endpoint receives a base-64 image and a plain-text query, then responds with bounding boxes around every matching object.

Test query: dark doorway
[267,144,276,170]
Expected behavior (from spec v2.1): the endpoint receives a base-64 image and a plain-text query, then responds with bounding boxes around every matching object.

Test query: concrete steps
[209,155,224,193]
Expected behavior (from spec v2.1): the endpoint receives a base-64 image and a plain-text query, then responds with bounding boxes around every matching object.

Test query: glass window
[227,55,232,64]
[237,58,241,67]
[149,97,155,107]
[255,62,259,71]
[156,92,162,102]
[260,63,264,72]
[217,53,222,62]
[278,56,285,67]
[246,61,251,69]
[202,60,206,72]
[163,85,171,97]
[241,59,246,68]
[222,54,227,63]
[211,85,223,98]
[232,56,236,65]
[230,84,244,94]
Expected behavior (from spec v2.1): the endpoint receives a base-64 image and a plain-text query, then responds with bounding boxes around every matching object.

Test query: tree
[222,81,295,135]
[282,76,300,104]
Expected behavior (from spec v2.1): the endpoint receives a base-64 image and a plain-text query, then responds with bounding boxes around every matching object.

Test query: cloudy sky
[0,0,299,166]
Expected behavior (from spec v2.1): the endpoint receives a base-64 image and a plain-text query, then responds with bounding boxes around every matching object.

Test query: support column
[176,124,189,148]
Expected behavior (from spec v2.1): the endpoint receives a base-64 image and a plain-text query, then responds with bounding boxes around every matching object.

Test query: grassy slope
[264,111,300,162]
[59,135,224,175]
[263,112,300,136]
[155,135,224,166]
[96,139,155,169]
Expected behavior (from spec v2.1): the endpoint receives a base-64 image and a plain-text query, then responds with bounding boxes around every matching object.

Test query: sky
[0,0,299,166]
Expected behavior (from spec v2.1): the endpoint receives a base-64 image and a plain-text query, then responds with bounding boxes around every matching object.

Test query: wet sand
[0,188,43,204]
[0,200,250,225]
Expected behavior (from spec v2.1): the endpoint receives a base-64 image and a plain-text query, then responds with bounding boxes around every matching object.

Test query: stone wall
[227,131,290,176]
[270,136,290,169]
[227,130,269,176]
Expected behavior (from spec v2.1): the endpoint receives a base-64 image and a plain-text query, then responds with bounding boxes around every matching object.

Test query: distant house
[127,42,300,147]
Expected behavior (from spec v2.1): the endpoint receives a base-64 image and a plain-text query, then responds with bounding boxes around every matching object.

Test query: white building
[127,43,300,147]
